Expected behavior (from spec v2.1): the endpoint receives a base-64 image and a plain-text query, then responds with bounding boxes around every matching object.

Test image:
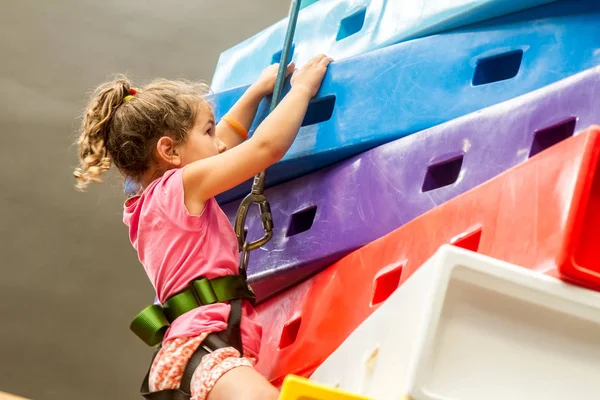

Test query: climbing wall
[214,0,600,204]
[212,0,600,398]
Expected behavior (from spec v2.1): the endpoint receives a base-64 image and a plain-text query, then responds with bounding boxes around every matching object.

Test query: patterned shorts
[148,332,256,400]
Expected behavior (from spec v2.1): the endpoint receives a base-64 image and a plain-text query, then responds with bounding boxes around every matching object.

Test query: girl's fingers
[318,57,333,67]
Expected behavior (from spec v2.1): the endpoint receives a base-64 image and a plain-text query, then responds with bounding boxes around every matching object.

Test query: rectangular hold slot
[371,264,403,306]
[336,7,367,41]
[301,95,335,126]
[300,0,319,9]
[287,205,317,237]
[271,43,296,65]
[572,159,600,279]
[451,227,482,253]
[422,154,464,192]
[472,50,523,86]
[529,118,577,158]
[421,270,600,398]
[279,316,302,350]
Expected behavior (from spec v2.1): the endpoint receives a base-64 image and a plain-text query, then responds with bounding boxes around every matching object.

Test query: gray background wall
[0,1,288,398]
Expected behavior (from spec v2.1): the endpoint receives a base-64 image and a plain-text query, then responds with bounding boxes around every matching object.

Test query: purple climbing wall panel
[222,66,600,302]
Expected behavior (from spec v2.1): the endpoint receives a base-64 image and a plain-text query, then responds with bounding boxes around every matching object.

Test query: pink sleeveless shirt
[123,168,262,357]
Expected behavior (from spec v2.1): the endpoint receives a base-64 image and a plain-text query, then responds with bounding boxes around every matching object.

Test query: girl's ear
[155,136,182,167]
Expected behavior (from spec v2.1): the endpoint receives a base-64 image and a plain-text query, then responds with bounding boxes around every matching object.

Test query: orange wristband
[222,115,248,140]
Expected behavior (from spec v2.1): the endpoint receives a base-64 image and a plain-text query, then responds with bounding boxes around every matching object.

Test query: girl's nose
[218,140,227,154]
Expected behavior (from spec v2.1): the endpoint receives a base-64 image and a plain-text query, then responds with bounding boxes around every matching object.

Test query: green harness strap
[130,275,255,346]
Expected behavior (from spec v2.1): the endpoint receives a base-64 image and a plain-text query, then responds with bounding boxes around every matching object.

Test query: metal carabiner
[234,180,272,279]
[234,171,274,252]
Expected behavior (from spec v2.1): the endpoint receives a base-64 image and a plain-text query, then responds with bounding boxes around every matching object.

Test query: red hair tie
[123,87,139,102]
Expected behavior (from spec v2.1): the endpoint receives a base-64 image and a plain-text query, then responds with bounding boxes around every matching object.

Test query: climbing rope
[234,0,303,277]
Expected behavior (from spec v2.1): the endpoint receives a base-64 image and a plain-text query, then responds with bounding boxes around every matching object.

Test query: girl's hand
[291,54,333,98]
[254,62,295,96]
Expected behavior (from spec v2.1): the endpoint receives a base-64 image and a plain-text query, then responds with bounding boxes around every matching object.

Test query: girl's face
[176,105,227,165]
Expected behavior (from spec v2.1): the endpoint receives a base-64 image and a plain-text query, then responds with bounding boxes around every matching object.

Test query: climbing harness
[132,276,255,396]
[132,276,255,399]
[234,0,302,275]
[131,1,302,398]
[130,275,255,347]
[139,298,245,400]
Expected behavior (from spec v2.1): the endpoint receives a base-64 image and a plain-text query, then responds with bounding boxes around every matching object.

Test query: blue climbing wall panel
[211,0,559,91]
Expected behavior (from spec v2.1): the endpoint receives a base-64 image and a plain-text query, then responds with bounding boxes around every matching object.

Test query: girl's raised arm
[183,55,332,206]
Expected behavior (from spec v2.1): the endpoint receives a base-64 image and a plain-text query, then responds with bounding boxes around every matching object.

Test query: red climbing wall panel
[254,125,600,385]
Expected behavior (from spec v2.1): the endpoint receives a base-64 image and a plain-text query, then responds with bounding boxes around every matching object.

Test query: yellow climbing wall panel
[279,375,373,400]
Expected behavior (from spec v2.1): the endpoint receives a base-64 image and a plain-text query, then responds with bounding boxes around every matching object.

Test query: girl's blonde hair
[73,75,211,190]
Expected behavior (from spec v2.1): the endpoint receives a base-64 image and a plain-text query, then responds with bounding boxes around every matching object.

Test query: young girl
[73,54,332,399]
